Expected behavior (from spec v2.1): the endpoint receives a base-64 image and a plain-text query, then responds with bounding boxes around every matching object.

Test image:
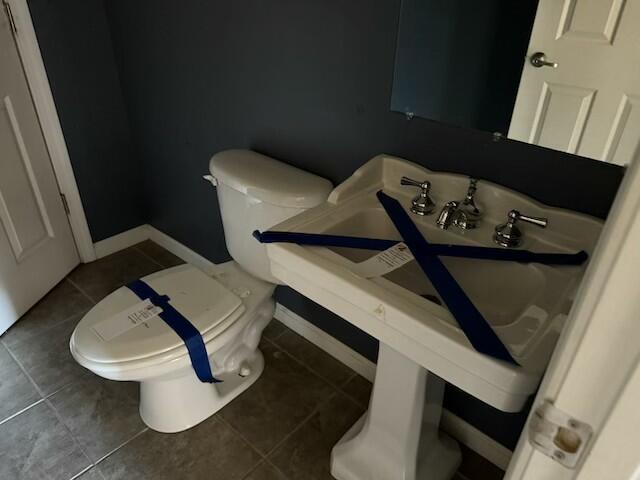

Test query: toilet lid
[72,264,245,364]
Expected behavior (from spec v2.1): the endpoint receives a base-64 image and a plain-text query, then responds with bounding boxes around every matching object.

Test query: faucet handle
[494,210,548,247]
[511,210,548,228]
[400,177,435,215]
[401,176,430,190]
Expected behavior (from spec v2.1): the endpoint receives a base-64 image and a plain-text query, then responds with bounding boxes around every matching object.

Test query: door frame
[4,0,96,262]
[506,148,640,477]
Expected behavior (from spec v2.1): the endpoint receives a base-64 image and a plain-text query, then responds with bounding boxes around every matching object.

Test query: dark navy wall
[29,0,623,450]
[28,0,144,241]
[101,0,623,449]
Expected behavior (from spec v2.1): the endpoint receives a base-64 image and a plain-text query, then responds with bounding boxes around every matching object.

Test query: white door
[0,6,79,334]
[509,0,640,166]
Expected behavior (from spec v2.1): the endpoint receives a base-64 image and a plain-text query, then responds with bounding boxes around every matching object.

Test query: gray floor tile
[0,401,90,480]
[268,393,364,480]
[0,343,41,422]
[272,330,354,388]
[220,341,336,454]
[48,376,145,462]
[340,374,372,408]
[244,462,288,480]
[2,280,93,349]
[262,319,287,341]
[9,314,91,396]
[133,240,185,268]
[66,247,162,302]
[98,416,261,480]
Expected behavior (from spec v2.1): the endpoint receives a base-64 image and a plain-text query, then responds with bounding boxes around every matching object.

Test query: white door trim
[5,0,96,262]
[507,150,640,477]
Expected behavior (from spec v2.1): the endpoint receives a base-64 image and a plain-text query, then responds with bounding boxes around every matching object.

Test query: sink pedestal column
[331,343,461,480]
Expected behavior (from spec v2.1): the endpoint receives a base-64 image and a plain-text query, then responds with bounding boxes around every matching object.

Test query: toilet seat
[71,265,246,366]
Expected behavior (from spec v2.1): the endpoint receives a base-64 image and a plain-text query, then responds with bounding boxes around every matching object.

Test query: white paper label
[352,242,414,278]
[92,299,163,341]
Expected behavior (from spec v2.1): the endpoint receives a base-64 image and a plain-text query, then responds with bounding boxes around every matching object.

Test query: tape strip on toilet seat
[126,279,221,383]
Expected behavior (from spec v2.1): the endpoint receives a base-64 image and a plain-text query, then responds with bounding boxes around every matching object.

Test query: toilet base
[139,349,265,433]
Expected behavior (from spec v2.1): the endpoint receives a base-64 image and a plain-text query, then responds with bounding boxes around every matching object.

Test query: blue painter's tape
[253,230,587,266]
[375,191,518,365]
[126,279,221,383]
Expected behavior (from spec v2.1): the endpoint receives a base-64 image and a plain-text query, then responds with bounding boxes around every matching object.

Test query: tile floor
[0,241,505,480]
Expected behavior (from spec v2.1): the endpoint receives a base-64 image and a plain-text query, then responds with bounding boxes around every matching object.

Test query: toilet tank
[209,150,332,284]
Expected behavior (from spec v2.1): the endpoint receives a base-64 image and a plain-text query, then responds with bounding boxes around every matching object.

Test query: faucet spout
[436,201,460,229]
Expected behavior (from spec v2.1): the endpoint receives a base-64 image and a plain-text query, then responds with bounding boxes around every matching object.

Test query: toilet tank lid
[209,150,332,208]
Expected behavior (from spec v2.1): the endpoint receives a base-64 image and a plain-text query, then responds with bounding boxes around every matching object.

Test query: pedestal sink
[263,155,602,480]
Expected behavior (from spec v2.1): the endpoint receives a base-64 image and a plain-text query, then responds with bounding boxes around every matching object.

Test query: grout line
[263,457,291,480]
[92,427,149,466]
[131,244,167,270]
[0,398,46,426]
[266,334,355,396]
[68,464,96,480]
[65,276,99,304]
[3,308,92,354]
[265,325,369,411]
[44,396,95,472]
[216,415,268,461]
[267,320,288,342]
[240,459,268,480]
[3,340,48,399]
[215,416,273,479]
[263,390,339,459]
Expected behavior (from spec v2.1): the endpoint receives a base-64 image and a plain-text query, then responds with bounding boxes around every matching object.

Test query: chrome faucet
[400,177,435,215]
[494,210,548,247]
[436,177,482,230]
[436,201,459,229]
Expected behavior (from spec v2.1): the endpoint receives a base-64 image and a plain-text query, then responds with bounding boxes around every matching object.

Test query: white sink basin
[266,154,603,411]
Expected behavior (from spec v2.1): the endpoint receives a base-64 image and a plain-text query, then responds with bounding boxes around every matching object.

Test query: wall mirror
[391,0,640,166]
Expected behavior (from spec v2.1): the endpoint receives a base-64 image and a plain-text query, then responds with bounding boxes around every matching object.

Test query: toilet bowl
[69,149,332,433]
[71,262,275,433]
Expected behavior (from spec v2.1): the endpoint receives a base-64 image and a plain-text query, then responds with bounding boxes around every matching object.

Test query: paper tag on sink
[93,299,163,341]
[352,242,414,278]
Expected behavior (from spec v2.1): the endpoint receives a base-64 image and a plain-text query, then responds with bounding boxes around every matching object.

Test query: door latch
[528,399,593,468]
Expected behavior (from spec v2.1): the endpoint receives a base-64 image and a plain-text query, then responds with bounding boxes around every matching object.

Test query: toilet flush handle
[203,174,218,187]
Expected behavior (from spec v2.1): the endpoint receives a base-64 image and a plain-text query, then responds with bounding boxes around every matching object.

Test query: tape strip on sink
[376,190,518,365]
[252,231,587,265]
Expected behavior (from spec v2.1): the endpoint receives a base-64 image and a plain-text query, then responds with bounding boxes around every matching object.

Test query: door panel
[0,95,53,259]
[557,0,625,44]
[509,0,640,166]
[0,6,79,333]
[529,82,595,153]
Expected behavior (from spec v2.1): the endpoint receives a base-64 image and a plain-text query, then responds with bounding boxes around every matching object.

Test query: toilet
[70,150,332,433]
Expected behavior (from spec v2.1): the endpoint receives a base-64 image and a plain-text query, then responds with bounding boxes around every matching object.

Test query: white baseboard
[93,225,150,259]
[93,225,513,470]
[146,226,220,275]
[93,224,221,276]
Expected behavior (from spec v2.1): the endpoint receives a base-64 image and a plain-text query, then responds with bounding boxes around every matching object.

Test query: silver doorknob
[530,52,558,68]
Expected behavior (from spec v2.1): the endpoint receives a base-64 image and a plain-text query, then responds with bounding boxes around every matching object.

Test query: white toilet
[70,149,332,433]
